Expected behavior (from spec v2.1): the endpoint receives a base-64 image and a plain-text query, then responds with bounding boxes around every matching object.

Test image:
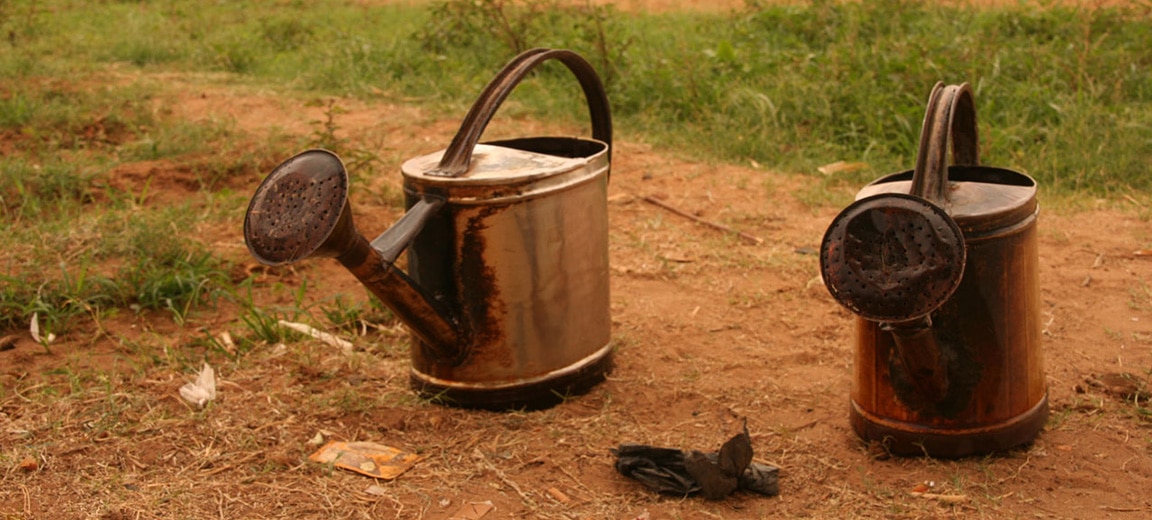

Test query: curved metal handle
[909,82,980,204]
[430,48,613,177]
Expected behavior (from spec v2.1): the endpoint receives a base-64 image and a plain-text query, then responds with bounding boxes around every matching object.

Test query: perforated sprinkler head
[820,193,966,323]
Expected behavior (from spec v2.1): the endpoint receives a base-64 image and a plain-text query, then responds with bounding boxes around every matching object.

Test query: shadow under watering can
[820,83,1048,457]
[243,49,614,410]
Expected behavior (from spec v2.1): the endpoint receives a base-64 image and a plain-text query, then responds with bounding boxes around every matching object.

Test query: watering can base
[849,394,1049,458]
[409,343,614,411]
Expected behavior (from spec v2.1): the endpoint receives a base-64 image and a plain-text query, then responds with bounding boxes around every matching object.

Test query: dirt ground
[3,3,1152,519]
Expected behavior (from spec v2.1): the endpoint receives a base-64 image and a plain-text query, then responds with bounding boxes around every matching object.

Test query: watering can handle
[910,82,980,204]
[431,48,613,177]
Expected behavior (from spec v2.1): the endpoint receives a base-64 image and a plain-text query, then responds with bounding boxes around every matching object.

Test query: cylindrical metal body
[400,139,612,409]
[849,166,1047,457]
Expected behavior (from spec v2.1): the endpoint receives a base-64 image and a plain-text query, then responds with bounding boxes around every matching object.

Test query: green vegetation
[4,0,1151,191]
[1,0,1150,338]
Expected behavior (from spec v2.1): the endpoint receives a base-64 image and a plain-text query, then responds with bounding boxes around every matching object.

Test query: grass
[0,2,1151,517]
[3,0,1151,194]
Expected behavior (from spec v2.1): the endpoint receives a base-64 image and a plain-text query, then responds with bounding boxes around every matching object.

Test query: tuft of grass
[303,98,385,180]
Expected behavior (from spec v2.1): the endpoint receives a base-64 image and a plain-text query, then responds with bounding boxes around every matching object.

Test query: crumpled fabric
[610,422,780,500]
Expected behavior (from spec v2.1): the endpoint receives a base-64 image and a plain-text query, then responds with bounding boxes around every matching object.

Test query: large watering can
[243,48,613,410]
[819,83,1047,457]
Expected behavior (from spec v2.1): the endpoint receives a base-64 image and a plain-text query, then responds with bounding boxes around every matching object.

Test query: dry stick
[483,460,538,509]
[640,195,764,245]
[1100,506,1152,513]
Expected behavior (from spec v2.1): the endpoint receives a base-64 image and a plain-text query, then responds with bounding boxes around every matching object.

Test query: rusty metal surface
[244,149,463,357]
[820,193,965,323]
[244,150,351,265]
[242,48,614,410]
[428,49,611,178]
[824,82,1047,455]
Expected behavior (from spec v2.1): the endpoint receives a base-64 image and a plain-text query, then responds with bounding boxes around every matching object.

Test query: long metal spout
[336,226,463,362]
[244,149,463,361]
[883,317,949,404]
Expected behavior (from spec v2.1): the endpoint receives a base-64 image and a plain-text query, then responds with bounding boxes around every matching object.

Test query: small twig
[9,383,48,403]
[483,460,537,509]
[911,492,968,504]
[641,195,763,245]
[556,464,595,496]
[996,454,1030,484]
[1100,506,1152,513]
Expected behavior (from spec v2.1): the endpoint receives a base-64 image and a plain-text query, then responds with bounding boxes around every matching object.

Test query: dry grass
[4,69,1152,519]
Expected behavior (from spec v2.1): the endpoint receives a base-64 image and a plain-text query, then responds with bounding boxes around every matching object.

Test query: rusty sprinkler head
[820,193,966,323]
[244,149,358,266]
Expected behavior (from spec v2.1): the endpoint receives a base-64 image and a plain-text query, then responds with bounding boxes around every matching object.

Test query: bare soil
[3,6,1152,518]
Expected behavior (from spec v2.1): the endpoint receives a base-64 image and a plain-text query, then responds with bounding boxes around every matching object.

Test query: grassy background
[4,0,1151,191]
[1,0,1151,335]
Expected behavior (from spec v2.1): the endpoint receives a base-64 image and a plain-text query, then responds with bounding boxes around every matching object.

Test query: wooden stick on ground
[641,195,764,245]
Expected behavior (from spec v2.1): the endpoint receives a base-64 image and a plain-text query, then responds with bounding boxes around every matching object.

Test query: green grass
[1,0,1151,338]
[6,0,1151,192]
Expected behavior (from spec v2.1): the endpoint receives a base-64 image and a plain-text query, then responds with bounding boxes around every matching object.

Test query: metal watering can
[819,83,1048,457]
[243,49,613,410]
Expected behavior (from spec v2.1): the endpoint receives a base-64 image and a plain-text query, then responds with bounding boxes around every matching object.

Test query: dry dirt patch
[2,47,1152,520]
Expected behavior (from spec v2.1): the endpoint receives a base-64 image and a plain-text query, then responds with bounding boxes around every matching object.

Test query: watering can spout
[243,149,464,362]
[883,317,949,404]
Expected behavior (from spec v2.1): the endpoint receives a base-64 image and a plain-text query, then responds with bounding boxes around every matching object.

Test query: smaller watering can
[243,49,613,410]
[819,83,1047,457]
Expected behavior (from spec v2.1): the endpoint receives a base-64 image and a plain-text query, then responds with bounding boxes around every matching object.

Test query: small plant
[1128,279,1151,312]
[320,295,366,336]
[304,98,384,179]
[306,98,348,152]
[119,248,228,325]
[320,294,399,336]
[417,0,624,85]
[418,0,539,56]
[238,304,303,347]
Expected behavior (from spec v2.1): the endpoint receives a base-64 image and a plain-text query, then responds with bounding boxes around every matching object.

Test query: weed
[320,295,373,336]
[0,159,95,220]
[123,250,228,325]
[1128,279,1151,312]
[238,303,302,347]
[303,98,385,180]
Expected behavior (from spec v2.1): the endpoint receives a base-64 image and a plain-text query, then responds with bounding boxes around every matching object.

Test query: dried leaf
[684,450,738,500]
[17,456,38,472]
[546,487,570,504]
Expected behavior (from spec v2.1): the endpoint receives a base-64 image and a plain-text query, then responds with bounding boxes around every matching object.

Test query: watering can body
[400,138,613,409]
[243,49,614,411]
[849,166,1047,457]
[821,84,1047,457]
